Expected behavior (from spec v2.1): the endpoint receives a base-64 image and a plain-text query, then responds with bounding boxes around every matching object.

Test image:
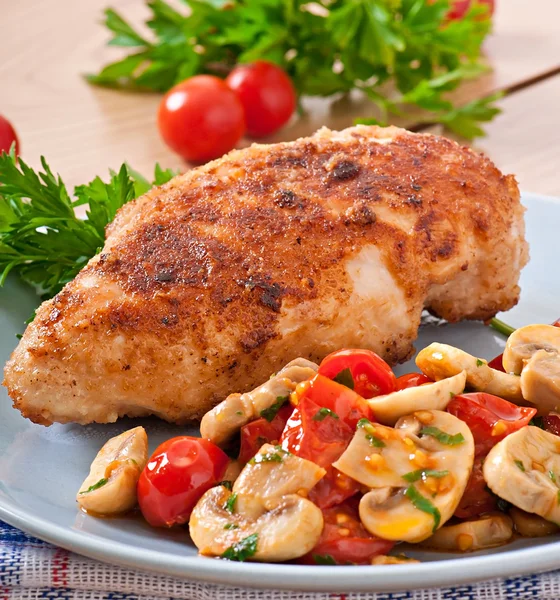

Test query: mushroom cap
[510,506,560,537]
[367,371,466,425]
[416,342,523,402]
[484,426,560,524]
[419,512,513,551]
[334,410,474,542]
[520,349,560,414]
[77,426,148,515]
[503,324,560,375]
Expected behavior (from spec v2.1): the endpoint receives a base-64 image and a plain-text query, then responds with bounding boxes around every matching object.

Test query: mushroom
[510,507,560,537]
[367,371,466,425]
[483,426,560,524]
[77,426,148,515]
[189,444,325,561]
[200,358,318,445]
[502,324,560,374]
[416,343,523,402]
[333,410,474,543]
[520,350,560,414]
[419,513,513,552]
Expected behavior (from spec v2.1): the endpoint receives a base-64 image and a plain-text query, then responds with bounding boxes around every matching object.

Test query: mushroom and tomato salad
[77,321,560,565]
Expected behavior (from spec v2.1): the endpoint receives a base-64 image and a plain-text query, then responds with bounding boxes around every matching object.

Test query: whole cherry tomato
[447,392,536,457]
[395,373,433,390]
[137,436,229,527]
[226,61,296,137]
[318,349,396,399]
[448,0,495,20]
[157,75,245,163]
[0,115,19,155]
[238,404,293,464]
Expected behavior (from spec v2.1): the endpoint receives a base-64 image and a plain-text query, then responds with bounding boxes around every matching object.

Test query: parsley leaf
[357,418,386,448]
[313,408,339,421]
[419,426,465,446]
[79,477,109,494]
[216,480,233,491]
[476,358,484,367]
[514,460,525,472]
[260,395,288,422]
[224,493,237,514]
[221,533,258,562]
[313,553,337,565]
[405,485,441,532]
[402,469,449,483]
[333,368,354,390]
[224,523,239,530]
[248,449,287,465]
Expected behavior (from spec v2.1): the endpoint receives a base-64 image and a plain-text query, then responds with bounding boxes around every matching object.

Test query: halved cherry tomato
[395,373,433,390]
[299,500,394,565]
[137,436,229,527]
[447,393,536,457]
[543,415,560,437]
[308,466,361,510]
[238,404,293,464]
[454,457,497,519]
[318,349,396,399]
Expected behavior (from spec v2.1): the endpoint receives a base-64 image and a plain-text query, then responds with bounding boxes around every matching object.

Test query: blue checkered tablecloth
[1,519,557,600]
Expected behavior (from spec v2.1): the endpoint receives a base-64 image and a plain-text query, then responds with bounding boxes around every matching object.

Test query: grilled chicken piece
[4,125,528,425]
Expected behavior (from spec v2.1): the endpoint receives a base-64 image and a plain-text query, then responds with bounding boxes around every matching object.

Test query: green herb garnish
[79,478,108,494]
[402,469,449,483]
[313,408,339,422]
[333,368,354,390]
[419,427,465,446]
[489,318,516,338]
[476,359,484,367]
[550,471,557,484]
[313,554,337,565]
[530,416,545,429]
[248,451,285,465]
[216,480,233,491]
[224,493,238,514]
[405,486,441,532]
[514,460,525,472]
[260,396,289,422]
[224,523,239,530]
[221,533,258,562]
[357,418,386,448]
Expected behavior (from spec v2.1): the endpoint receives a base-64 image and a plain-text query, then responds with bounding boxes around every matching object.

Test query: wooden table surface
[1,0,559,194]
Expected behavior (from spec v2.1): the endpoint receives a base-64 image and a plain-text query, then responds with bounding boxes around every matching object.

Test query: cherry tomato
[487,353,505,372]
[137,436,229,527]
[395,373,433,390]
[448,0,495,20]
[318,349,396,399]
[226,61,296,137]
[157,75,245,163]
[0,115,19,155]
[543,415,560,437]
[447,393,536,457]
[308,466,361,510]
[454,457,497,519]
[238,404,293,464]
[299,500,394,565]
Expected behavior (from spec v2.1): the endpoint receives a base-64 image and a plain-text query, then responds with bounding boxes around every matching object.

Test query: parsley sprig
[0,149,176,300]
[89,0,499,139]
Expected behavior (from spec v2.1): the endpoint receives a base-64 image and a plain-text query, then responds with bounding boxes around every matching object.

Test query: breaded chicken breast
[4,125,528,425]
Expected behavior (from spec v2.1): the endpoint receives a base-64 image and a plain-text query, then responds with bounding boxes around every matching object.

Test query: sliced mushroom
[416,343,523,402]
[77,426,148,515]
[419,513,513,551]
[371,555,420,565]
[222,459,242,486]
[483,426,560,524]
[503,324,560,374]
[520,350,560,414]
[367,371,466,425]
[200,358,318,445]
[510,507,560,537]
[333,410,474,542]
[189,444,325,561]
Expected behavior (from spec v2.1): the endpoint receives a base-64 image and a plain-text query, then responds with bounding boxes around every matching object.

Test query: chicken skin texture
[4,126,528,426]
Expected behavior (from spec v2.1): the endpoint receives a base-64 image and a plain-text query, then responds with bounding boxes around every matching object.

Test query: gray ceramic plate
[1,192,559,594]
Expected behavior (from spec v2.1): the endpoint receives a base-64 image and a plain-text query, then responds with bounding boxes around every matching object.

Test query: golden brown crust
[3,126,528,425]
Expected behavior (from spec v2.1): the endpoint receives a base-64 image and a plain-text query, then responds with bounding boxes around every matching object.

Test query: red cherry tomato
[543,415,560,437]
[238,404,293,464]
[299,500,394,565]
[0,115,19,155]
[226,61,296,137]
[137,436,229,527]
[308,466,361,510]
[454,457,497,519]
[395,373,433,390]
[318,349,396,399]
[157,75,245,163]
[448,0,495,20]
[447,393,536,457]
[487,353,505,372]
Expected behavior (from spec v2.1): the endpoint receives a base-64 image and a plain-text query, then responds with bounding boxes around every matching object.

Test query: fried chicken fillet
[4,126,528,426]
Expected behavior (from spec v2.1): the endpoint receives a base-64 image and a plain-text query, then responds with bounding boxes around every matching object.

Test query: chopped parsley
[357,418,387,448]
[514,460,525,472]
[248,450,286,465]
[236,411,244,416]
[419,426,465,446]
[333,368,354,390]
[216,480,233,491]
[550,471,557,484]
[79,478,108,494]
[224,493,238,514]
[557,490,560,506]
[530,416,545,429]
[260,396,289,422]
[221,533,258,562]
[476,358,485,367]
[224,523,239,530]
[402,469,449,483]
[405,486,441,532]
[313,553,337,565]
[449,392,456,398]
[313,408,339,421]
